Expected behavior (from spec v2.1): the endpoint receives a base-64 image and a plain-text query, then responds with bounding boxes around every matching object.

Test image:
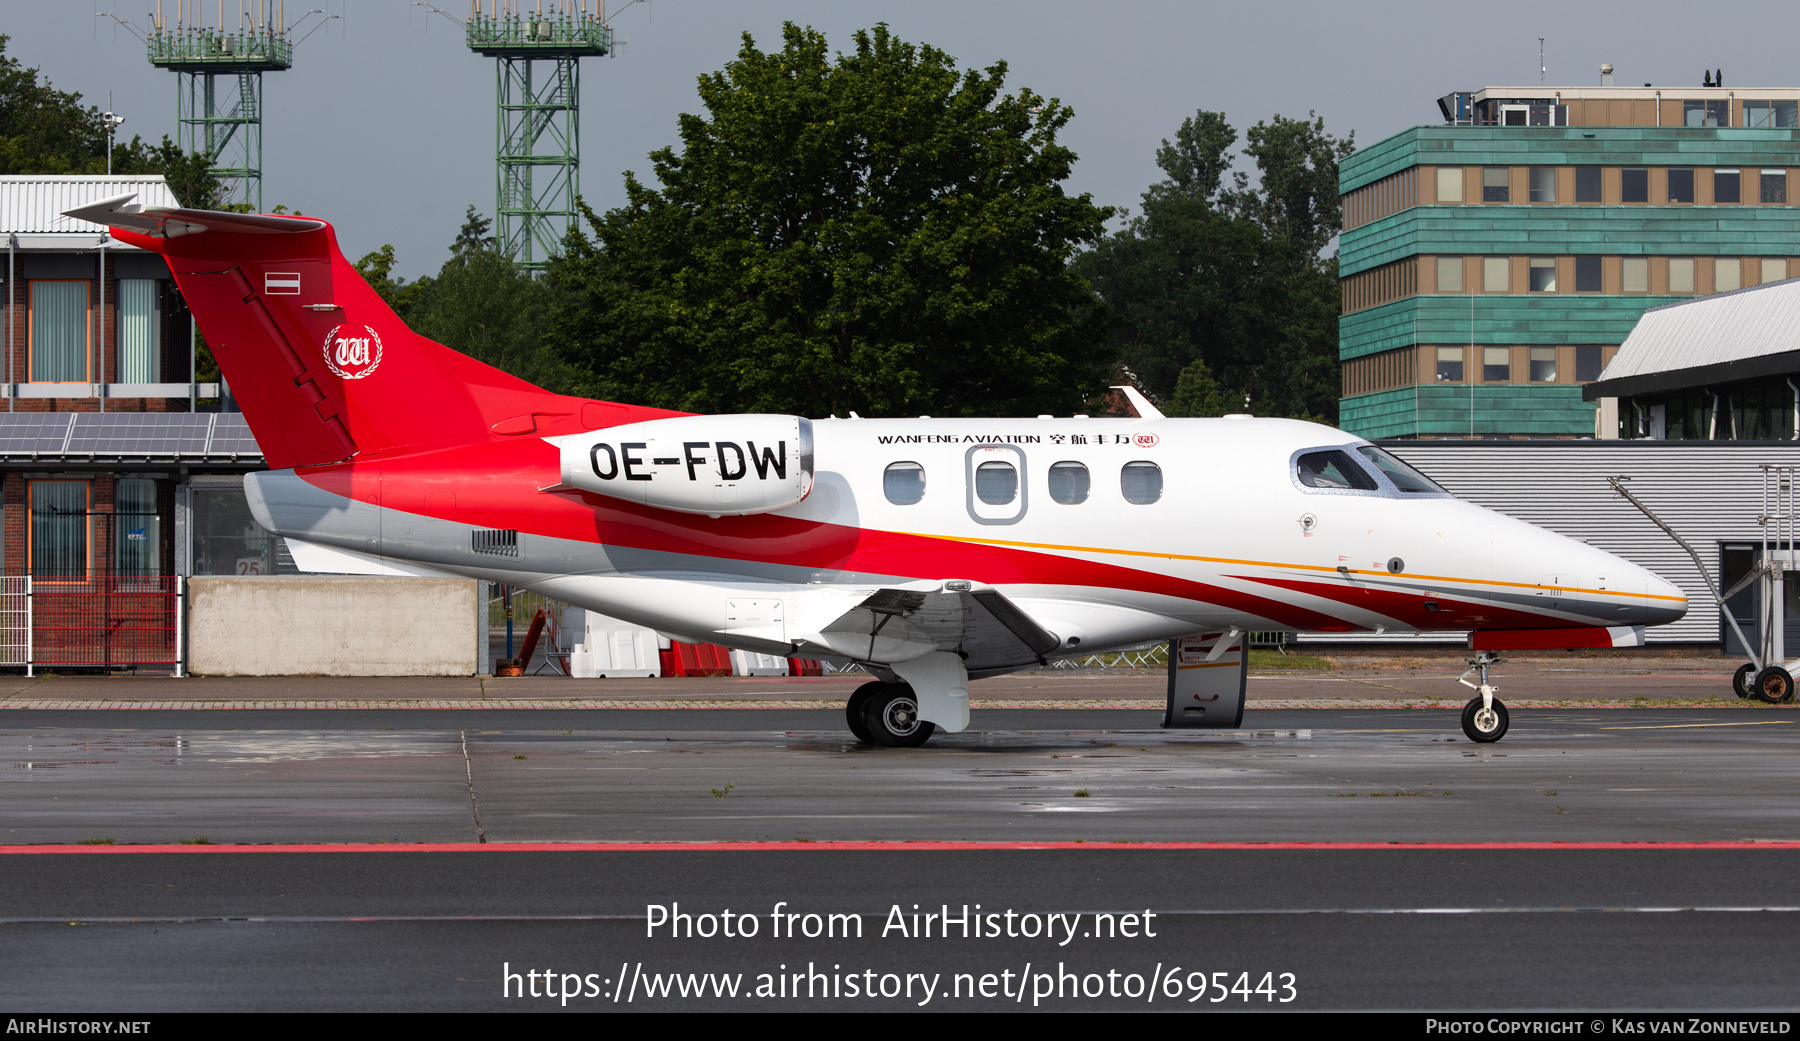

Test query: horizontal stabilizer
[63,193,326,238]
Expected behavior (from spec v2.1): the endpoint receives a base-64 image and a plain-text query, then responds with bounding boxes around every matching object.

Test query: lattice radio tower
[465,1,612,271]
[145,2,330,212]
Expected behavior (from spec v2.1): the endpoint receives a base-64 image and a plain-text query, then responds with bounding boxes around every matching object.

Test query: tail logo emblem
[322,325,383,380]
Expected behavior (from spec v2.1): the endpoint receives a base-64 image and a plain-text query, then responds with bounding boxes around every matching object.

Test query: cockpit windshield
[1295,450,1380,491]
[1356,446,1448,494]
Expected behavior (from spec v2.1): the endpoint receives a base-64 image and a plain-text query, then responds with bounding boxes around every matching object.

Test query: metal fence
[29,577,182,671]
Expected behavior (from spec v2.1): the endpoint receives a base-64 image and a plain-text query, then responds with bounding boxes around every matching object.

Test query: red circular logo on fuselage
[323,324,383,380]
[1134,432,1159,447]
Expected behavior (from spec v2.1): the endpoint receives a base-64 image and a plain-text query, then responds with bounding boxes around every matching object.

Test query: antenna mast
[465,1,612,271]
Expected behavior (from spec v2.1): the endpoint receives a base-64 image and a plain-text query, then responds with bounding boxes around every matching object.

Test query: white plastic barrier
[730,649,789,676]
[566,609,662,678]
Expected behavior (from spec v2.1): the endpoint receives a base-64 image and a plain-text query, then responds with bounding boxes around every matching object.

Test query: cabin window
[1047,462,1090,505]
[1120,461,1163,504]
[975,461,1018,505]
[883,462,925,505]
[1295,451,1379,492]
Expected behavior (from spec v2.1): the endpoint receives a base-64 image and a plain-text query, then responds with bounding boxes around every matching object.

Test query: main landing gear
[846,681,937,748]
[1458,651,1510,743]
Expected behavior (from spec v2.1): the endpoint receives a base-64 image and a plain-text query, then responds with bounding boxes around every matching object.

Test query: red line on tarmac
[2,841,1799,854]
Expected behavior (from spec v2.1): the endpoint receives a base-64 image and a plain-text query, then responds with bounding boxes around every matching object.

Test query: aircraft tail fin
[67,193,681,469]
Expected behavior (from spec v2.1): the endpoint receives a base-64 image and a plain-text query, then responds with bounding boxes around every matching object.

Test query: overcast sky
[9,1,1798,277]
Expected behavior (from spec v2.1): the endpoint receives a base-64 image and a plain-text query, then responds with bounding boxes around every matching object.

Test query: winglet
[1110,384,1166,420]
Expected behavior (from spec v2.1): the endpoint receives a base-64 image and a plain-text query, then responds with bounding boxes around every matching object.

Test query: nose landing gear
[1458,651,1510,743]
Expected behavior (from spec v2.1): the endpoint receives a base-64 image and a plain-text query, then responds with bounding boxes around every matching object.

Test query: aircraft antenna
[454,0,617,271]
[145,1,339,212]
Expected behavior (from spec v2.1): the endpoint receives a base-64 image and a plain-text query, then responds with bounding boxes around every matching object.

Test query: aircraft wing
[797,586,1062,675]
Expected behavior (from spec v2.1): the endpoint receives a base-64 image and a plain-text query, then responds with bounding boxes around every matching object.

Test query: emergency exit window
[975,461,1018,505]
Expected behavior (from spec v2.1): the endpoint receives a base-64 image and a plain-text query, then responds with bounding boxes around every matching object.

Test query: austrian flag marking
[322,324,383,380]
[264,272,301,294]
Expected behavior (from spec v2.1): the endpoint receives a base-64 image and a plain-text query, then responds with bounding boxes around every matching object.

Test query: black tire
[1461,695,1509,743]
[1734,662,1759,700]
[845,681,885,743]
[862,684,936,748]
[1752,666,1795,705]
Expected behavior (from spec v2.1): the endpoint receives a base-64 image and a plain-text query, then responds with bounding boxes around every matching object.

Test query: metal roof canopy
[0,413,261,467]
[0,176,181,251]
[1585,275,1800,399]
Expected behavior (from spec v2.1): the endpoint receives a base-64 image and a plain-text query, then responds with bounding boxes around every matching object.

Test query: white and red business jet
[70,195,1686,744]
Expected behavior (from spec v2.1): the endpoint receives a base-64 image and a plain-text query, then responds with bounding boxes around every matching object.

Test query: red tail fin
[69,194,680,468]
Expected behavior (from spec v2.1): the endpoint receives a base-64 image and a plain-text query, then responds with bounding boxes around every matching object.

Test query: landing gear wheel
[862,684,937,748]
[845,681,885,743]
[1734,662,1759,700]
[1752,666,1795,705]
[1461,695,1509,743]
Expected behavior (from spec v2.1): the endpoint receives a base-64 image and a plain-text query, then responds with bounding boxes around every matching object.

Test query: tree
[548,23,1117,417]
[1166,358,1241,418]
[1074,108,1350,424]
[0,35,221,205]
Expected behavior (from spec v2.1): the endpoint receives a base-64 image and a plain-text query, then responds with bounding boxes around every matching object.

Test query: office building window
[1575,256,1602,292]
[29,280,87,383]
[1717,258,1742,292]
[1684,99,1729,127]
[1436,256,1463,292]
[30,480,88,580]
[116,279,161,383]
[1575,166,1602,203]
[1621,168,1649,203]
[1621,257,1649,293]
[1761,169,1787,204]
[1436,167,1463,203]
[1529,167,1555,202]
[1714,169,1741,203]
[1483,347,1510,383]
[1575,346,1604,382]
[1669,257,1696,294]
[1529,347,1557,382]
[1435,347,1464,382]
[1482,167,1509,202]
[1762,259,1789,285]
[114,478,161,577]
[1743,100,1799,128]
[1482,257,1509,292]
[1667,168,1695,203]
[1529,258,1557,292]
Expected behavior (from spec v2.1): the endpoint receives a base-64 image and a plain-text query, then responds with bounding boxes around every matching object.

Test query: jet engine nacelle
[550,414,814,516]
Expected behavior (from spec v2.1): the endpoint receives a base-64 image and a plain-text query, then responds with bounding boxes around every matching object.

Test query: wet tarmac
[6,706,1799,1010]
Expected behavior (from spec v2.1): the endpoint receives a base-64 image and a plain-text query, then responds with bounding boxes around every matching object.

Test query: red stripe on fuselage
[296,442,1357,632]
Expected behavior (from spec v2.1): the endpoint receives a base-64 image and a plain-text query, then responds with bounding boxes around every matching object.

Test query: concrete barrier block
[188,576,479,676]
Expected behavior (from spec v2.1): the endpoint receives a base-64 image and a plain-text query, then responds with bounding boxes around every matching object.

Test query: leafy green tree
[548,23,1116,417]
[0,35,221,205]
[1076,109,1350,424]
[1166,358,1242,418]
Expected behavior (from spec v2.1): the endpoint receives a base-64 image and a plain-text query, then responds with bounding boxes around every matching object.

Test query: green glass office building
[1337,84,1800,439]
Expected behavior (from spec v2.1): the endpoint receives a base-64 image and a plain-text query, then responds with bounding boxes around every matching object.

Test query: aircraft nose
[1636,568,1689,627]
